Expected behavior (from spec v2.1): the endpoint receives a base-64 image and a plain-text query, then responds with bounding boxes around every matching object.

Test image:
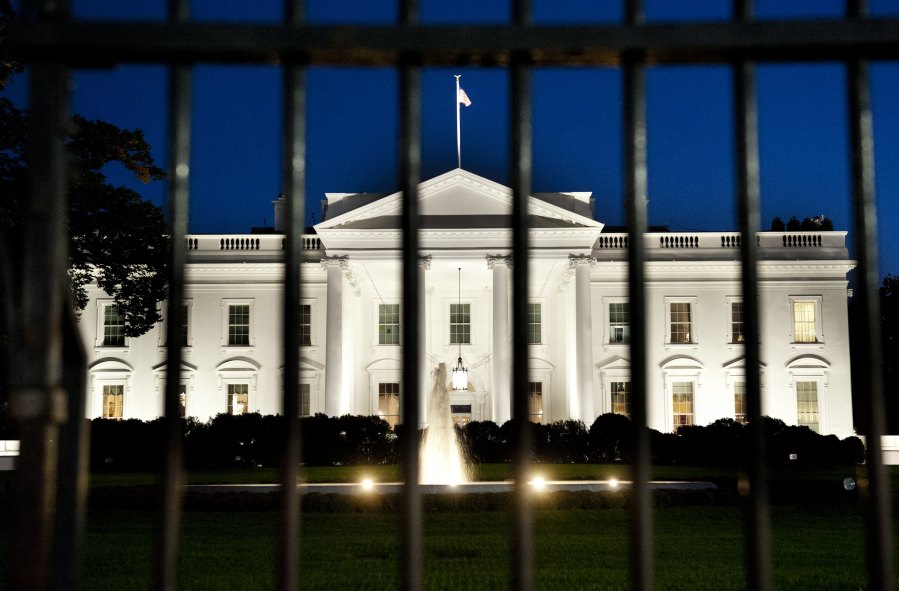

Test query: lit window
[796,381,819,432]
[103,305,126,347]
[299,383,311,417]
[734,381,747,424]
[528,382,543,423]
[609,302,630,344]
[228,383,249,415]
[731,301,744,343]
[449,303,470,344]
[178,382,187,417]
[611,381,631,419]
[793,301,817,343]
[299,304,312,347]
[228,304,250,346]
[378,382,400,428]
[527,303,542,344]
[669,302,693,344]
[379,303,400,345]
[672,382,694,430]
[102,384,124,419]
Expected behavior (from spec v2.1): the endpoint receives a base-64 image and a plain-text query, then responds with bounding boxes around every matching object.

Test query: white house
[78,168,856,437]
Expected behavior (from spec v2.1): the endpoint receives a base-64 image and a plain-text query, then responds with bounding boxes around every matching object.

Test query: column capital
[486,254,512,269]
[321,254,349,270]
[419,254,432,270]
[568,254,596,270]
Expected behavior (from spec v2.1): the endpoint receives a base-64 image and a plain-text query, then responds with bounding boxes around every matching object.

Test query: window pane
[609,302,630,343]
[672,381,694,430]
[796,381,819,432]
[734,381,746,424]
[731,301,744,343]
[299,383,311,417]
[102,384,124,418]
[229,304,250,346]
[299,304,312,347]
[379,303,400,345]
[611,381,631,419]
[670,302,692,344]
[378,382,400,428]
[450,303,470,344]
[228,383,249,415]
[527,303,541,344]
[103,305,125,346]
[793,301,817,343]
[528,382,543,423]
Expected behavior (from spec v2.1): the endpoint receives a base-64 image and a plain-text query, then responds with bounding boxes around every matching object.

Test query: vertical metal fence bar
[510,2,534,590]
[279,3,306,590]
[11,2,71,585]
[399,1,423,589]
[157,2,191,589]
[846,2,894,590]
[733,3,772,591]
[623,2,653,590]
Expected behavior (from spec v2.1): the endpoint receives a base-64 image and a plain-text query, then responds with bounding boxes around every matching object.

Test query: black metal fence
[4,1,897,589]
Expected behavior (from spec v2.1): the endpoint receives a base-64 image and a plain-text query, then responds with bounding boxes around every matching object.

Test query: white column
[572,255,595,422]
[488,255,512,425]
[418,256,431,428]
[323,257,345,416]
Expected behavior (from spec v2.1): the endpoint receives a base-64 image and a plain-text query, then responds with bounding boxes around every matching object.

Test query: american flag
[457,88,472,107]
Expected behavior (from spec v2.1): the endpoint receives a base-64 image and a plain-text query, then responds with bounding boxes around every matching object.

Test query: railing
[4,2,895,591]
[593,231,846,251]
[184,234,322,253]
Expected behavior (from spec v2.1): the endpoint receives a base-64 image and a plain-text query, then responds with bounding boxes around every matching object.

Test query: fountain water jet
[420,363,470,485]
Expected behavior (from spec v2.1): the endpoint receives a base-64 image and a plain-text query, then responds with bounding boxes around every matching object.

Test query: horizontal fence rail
[4,1,895,590]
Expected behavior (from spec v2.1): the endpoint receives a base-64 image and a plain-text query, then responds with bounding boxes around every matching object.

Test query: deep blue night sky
[4,0,899,276]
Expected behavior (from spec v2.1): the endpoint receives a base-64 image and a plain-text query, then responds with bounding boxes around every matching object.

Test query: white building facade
[78,169,856,437]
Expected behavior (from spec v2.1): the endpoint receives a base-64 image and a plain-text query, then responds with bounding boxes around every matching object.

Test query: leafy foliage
[0,97,168,336]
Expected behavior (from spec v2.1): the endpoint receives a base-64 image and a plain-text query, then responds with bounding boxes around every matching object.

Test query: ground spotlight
[608,478,619,489]
[360,478,375,491]
[530,475,547,491]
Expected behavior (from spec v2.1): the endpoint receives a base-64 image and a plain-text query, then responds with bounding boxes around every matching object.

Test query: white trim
[372,300,402,347]
[216,358,259,415]
[602,296,630,348]
[445,298,476,347]
[221,298,256,350]
[788,295,824,345]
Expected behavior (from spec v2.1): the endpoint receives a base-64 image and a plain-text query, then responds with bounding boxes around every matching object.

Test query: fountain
[419,363,470,485]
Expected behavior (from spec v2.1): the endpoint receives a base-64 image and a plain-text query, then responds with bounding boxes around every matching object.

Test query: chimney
[272,193,286,232]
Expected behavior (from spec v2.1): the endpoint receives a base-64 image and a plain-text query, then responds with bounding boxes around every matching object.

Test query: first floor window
[228,383,249,415]
[379,303,400,345]
[378,383,400,428]
[672,382,694,431]
[527,303,542,344]
[528,382,543,423]
[730,301,744,343]
[178,383,187,418]
[609,302,630,344]
[669,302,693,344]
[102,384,124,419]
[300,304,312,347]
[449,303,471,344]
[796,381,819,432]
[299,383,311,417]
[228,304,250,346]
[734,381,747,424]
[611,381,631,419]
[793,301,818,343]
[103,305,126,347]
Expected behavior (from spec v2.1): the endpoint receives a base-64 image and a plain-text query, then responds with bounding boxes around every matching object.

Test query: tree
[0,96,168,337]
[770,216,785,231]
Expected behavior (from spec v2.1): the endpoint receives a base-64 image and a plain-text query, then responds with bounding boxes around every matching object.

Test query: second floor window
[669,302,693,344]
[731,301,744,343]
[379,303,400,345]
[793,300,817,343]
[103,305,125,346]
[609,302,630,344]
[450,303,470,344]
[527,303,541,344]
[300,304,312,346]
[228,304,250,346]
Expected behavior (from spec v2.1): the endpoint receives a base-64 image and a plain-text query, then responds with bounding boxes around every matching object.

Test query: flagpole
[455,75,462,168]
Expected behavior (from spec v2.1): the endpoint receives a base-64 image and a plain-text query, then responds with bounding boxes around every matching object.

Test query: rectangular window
[299,383,311,417]
[670,302,693,344]
[528,382,543,424]
[228,304,250,346]
[228,383,249,415]
[103,305,126,347]
[672,382,694,431]
[378,382,400,428]
[796,381,819,432]
[793,301,817,343]
[379,303,400,345]
[449,303,470,344]
[731,301,744,343]
[611,381,631,419]
[734,381,747,424]
[299,304,312,347]
[102,384,124,419]
[527,303,542,344]
[609,302,630,344]
[178,382,187,418]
